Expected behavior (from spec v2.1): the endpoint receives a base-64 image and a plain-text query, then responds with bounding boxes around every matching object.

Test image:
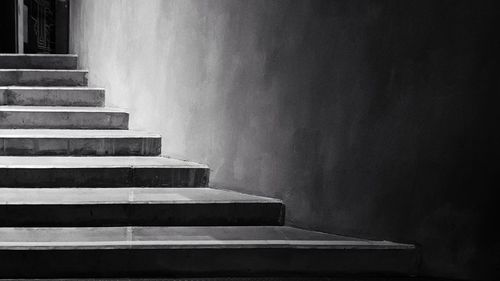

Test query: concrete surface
[0,106,129,129]
[0,226,413,249]
[69,1,497,279]
[0,156,208,168]
[0,129,161,156]
[0,156,209,187]
[0,129,160,138]
[0,54,78,69]
[0,187,281,205]
[0,226,416,278]
[0,69,88,86]
[0,188,284,227]
[0,86,105,106]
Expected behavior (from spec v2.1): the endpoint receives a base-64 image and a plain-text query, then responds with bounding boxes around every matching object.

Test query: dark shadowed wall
[69,0,498,279]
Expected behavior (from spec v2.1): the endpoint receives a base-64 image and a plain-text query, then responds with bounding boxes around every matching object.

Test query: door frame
[15,0,24,53]
[15,0,70,54]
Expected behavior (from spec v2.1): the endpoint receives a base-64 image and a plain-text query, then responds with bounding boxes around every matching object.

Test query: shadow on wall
[361,1,497,279]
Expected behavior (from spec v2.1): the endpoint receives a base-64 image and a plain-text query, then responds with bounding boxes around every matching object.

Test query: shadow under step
[0,86,105,106]
[0,106,128,129]
[0,156,209,187]
[0,129,161,156]
[0,69,88,86]
[0,226,417,278]
[0,54,78,70]
[0,187,284,227]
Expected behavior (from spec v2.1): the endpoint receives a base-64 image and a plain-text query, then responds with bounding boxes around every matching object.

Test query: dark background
[0,0,16,53]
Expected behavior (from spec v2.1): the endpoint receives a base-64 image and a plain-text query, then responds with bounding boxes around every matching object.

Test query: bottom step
[0,226,416,278]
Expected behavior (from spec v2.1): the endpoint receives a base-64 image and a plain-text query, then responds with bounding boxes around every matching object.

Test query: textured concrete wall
[69,0,497,279]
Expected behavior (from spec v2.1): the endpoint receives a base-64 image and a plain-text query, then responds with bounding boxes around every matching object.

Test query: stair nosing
[0,86,104,90]
[0,54,78,57]
[0,106,128,113]
[0,156,209,169]
[0,129,160,138]
[0,69,88,72]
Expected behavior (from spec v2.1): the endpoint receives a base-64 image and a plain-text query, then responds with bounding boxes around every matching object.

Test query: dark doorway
[24,0,69,54]
[0,0,69,54]
[0,0,17,53]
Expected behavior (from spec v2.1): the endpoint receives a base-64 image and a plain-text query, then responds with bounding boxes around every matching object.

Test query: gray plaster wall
[69,0,497,279]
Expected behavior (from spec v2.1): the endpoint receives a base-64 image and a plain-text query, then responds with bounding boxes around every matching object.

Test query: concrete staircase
[0,54,417,278]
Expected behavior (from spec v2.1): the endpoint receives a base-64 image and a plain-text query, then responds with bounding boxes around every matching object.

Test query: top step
[0,54,78,70]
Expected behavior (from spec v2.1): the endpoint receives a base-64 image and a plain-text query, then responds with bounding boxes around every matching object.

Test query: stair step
[0,106,128,129]
[0,69,88,86]
[0,86,105,106]
[0,129,161,156]
[0,156,209,187]
[0,226,416,278]
[0,188,284,227]
[0,54,78,70]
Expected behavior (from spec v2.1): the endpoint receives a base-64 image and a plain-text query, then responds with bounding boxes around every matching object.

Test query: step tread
[0,86,103,90]
[0,226,413,250]
[0,54,78,57]
[0,106,126,113]
[0,156,208,169]
[0,69,87,72]
[0,187,280,205]
[0,129,160,138]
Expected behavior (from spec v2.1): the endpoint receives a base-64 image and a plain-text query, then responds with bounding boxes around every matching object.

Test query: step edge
[0,54,78,57]
[0,69,88,72]
[212,187,284,204]
[0,133,161,138]
[0,164,208,169]
[0,86,104,91]
[0,240,415,250]
[0,226,415,250]
[0,106,128,113]
[0,200,282,205]
[0,187,283,205]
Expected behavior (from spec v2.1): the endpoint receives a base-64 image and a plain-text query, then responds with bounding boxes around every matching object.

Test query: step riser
[0,55,77,69]
[0,88,104,106]
[0,203,284,227]
[0,168,209,187]
[0,248,416,278]
[0,111,129,129]
[0,138,161,156]
[0,70,87,86]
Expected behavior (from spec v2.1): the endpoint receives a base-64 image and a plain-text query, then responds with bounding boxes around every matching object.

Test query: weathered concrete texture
[70,1,498,279]
[0,69,88,86]
[0,54,78,70]
[0,226,416,278]
[0,187,281,204]
[0,106,128,129]
[0,156,209,187]
[0,187,284,227]
[0,86,105,106]
[0,129,161,156]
